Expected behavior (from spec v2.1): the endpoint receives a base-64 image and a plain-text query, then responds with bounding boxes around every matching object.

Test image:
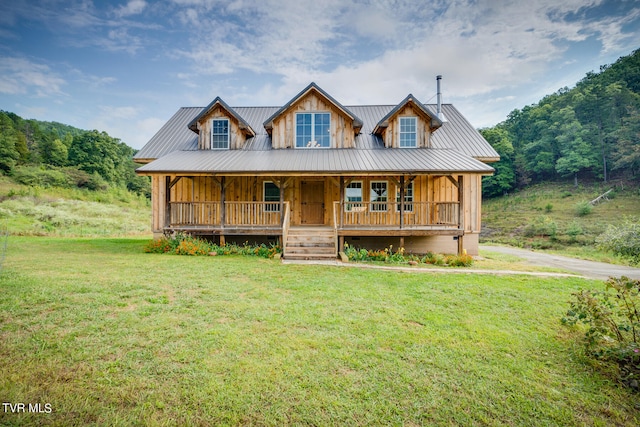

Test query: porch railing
[169,201,282,227]
[334,201,460,228]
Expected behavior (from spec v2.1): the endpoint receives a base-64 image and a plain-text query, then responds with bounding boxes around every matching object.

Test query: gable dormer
[188,97,255,150]
[263,83,363,149]
[373,94,442,149]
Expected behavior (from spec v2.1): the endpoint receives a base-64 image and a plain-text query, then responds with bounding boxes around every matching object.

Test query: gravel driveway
[480,245,640,281]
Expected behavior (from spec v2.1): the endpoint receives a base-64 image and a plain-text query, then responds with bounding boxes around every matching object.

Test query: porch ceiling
[136,147,495,176]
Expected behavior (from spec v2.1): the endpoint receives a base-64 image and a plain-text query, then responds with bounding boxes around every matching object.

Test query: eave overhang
[373,94,443,135]
[188,97,256,138]
[262,82,363,134]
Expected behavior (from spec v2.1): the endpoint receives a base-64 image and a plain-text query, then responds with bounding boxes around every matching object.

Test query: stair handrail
[281,201,291,258]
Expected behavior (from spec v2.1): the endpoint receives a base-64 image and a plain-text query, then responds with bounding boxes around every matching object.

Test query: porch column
[457,175,464,255]
[220,176,226,245]
[399,176,405,229]
[339,176,344,229]
[279,178,285,226]
[164,176,171,229]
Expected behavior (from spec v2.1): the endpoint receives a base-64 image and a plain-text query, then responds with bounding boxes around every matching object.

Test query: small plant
[544,203,553,213]
[562,276,640,389]
[565,221,584,243]
[523,216,557,238]
[575,201,593,217]
[596,220,640,265]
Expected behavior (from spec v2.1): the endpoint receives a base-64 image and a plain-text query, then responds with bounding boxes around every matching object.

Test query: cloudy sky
[1,0,639,149]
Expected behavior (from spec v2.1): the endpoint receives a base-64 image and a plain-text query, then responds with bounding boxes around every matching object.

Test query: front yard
[0,237,638,426]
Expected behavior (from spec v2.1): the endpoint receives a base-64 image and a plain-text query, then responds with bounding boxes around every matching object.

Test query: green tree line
[0,111,149,196]
[482,48,640,197]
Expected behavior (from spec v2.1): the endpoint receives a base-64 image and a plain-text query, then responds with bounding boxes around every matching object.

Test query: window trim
[263,181,280,212]
[399,116,417,148]
[370,180,388,212]
[210,118,230,150]
[295,112,331,149]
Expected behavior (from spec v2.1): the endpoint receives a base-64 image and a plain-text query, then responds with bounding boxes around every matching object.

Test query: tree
[0,113,20,174]
[480,127,516,197]
[553,107,598,186]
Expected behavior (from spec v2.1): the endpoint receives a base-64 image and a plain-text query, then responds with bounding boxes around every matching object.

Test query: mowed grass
[1,238,638,426]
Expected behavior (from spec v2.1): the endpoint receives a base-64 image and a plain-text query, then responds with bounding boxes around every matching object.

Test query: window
[264,181,280,212]
[345,181,362,211]
[370,181,388,212]
[211,119,229,149]
[399,116,417,148]
[396,182,414,212]
[296,113,330,148]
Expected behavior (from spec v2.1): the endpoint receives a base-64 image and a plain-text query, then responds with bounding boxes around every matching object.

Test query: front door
[301,181,324,225]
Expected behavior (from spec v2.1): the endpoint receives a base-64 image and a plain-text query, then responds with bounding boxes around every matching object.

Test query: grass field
[482,182,640,264]
[1,237,639,426]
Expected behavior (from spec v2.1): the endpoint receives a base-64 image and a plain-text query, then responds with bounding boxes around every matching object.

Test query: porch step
[284,227,337,260]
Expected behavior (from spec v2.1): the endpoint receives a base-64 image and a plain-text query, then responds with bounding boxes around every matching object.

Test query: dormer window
[399,117,417,148]
[296,113,330,148]
[211,118,229,149]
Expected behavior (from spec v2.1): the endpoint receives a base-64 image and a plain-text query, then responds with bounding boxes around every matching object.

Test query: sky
[1,0,639,150]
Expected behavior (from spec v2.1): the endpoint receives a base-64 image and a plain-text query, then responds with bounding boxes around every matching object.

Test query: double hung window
[264,181,280,212]
[345,181,362,211]
[396,182,414,212]
[211,119,229,149]
[296,113,330,148]
[370,181,388,212]
[399,117,417,148]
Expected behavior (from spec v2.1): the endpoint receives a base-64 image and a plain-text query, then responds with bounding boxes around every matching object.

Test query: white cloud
[114,0,147,18]
[0,57,66,97]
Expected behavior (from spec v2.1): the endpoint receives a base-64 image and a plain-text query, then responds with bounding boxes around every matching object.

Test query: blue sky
[1,0,639,149]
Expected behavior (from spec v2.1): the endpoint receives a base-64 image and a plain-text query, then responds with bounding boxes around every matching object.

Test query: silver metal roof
[134,102,499,174]
[136,147,494,175]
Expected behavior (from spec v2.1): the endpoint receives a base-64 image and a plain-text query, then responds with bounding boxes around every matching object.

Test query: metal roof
[136,147,494,175]
[134,101,499,174]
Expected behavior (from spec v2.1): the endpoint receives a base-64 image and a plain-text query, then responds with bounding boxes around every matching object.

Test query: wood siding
[196,105,245,150]
[381,104,433,148]
[270,92,356,149]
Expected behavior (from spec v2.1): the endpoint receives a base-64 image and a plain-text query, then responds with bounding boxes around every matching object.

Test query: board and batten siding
[381,104,433,149]
[196,105,245,150]
[270,92,356,149]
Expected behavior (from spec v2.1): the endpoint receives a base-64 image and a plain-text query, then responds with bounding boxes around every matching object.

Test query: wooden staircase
[284,227,337,260]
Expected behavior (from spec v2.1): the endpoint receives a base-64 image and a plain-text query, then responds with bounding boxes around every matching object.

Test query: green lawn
[1,237,638,426]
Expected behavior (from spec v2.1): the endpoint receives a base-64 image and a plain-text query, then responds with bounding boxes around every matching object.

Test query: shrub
[575,201,593,217]
[544,203,553,213]
[596,220,640,265]
[562,277,640,389]
[523,216,557,238]
[145,233,280,258]
[445,253,474,267]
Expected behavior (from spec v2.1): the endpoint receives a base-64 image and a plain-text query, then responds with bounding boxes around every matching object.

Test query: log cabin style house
[135,80,499,259]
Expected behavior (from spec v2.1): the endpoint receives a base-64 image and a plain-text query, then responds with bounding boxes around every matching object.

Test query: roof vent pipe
[436,75,447,122]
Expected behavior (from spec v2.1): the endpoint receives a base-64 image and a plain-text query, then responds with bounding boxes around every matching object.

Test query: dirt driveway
[480,245,640,281]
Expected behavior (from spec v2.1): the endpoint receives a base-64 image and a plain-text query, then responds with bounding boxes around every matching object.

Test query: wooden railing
[334,201,460,228]
[169,201,282,227]
[281,202,291,257]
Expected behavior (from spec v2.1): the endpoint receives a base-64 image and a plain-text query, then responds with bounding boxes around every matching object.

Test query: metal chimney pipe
[436,75,442,117]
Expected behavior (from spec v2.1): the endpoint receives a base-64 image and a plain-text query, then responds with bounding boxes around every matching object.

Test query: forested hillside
[482,49,640,197]
[0,111,149,197]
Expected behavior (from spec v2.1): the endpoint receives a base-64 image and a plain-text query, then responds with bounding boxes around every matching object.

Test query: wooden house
[135,80,499,259]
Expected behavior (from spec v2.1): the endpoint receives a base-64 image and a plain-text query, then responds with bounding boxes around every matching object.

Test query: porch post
[399,176,405,229]
[457,174,464,255]
[220,176,226,245]
[339,176,345,229]
[164,176,171,229]
[279,178,285,226]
